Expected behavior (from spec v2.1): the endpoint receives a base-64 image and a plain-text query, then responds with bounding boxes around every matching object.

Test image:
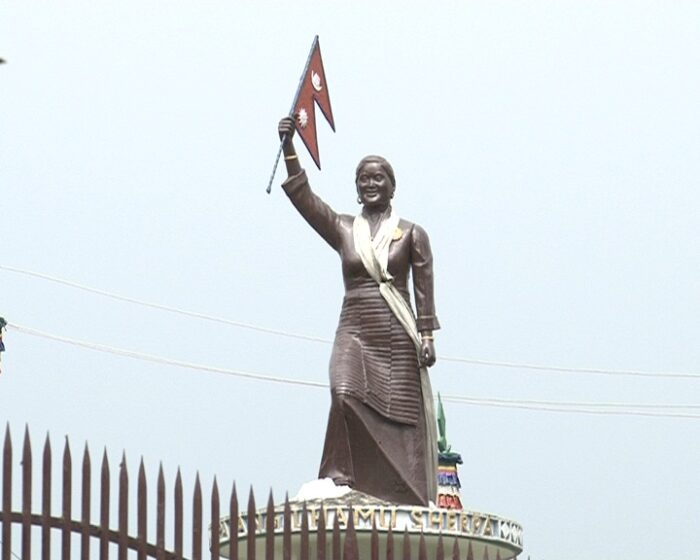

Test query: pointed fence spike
[332,510,341,560]
[41,433,52,560]
[385,521,394,560]
[22,424,31,476]
[21,425,32,560]
[100,449,110,560]
[418,532,428,560]
[2,423,9,444]
[193,472,203,560]
[370,516,379,560]
[211,477,221,560]
[246,487,256,560]
[118,451,128,560]
[436,534,445,560]
[344,506,358,560]
[2,424,12,560]
[283,493,292,560]
[265,489,275,560]
[300,501,310,560]
[156,464,166,560]
[317,500,326,560]
[2,423,10,456]
[229,482,239,560]
[402,528,411,560]
[137,458,148,560]
[174,468,184,559]
[451,538,460,560]
[62,435,73,560]
[81,442,92,560]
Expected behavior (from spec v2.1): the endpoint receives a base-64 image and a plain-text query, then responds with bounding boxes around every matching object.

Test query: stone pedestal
[217,488,523,560]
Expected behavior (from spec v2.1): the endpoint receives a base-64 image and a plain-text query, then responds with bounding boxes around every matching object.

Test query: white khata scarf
[353,209,438,503]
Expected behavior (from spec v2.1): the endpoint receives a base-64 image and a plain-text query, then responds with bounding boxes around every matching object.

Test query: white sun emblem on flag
[297,108,309,129]
[311,71,323,92]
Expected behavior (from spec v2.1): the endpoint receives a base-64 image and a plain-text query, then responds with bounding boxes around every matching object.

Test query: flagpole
[266,35,320,194]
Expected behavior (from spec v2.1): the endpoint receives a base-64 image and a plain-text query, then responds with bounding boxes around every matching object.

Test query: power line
[443,394,700,410]
[440,396,700,420]
[0,264,330,343]
[438,355,700,379]
[0,540,22,560]
[2,264,698,380]
[8,322,327,389]
[6,322,700,420]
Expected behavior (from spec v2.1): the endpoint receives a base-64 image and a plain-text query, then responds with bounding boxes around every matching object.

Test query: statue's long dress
[283,171,440,506]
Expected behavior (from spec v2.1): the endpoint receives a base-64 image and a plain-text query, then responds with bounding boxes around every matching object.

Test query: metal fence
[1,426,506,560]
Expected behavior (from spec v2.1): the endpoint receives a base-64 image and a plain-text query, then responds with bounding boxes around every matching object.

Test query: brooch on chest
[392,227,404,241]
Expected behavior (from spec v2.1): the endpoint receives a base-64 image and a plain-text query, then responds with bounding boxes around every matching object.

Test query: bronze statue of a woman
[277,117,440,506]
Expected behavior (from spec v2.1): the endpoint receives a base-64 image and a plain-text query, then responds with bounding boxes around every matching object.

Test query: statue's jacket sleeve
[408,223,441,333]
[282,170,342,250]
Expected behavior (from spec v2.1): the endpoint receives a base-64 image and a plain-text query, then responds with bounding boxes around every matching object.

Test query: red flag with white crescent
[292,36,335,169]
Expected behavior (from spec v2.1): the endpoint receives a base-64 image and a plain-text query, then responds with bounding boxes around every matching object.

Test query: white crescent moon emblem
[311,71,323,92]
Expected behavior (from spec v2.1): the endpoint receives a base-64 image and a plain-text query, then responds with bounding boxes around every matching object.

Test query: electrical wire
[442,394,700,409]
[0,264,330,343]
[6,322,700,420]
[2,264,698,380]
[0,541,22,560]
[437,355,700,379]
[7,323,327,389]
[440,396,700,420]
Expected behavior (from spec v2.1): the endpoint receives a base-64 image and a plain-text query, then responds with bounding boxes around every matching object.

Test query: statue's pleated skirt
[318,289,432,506]
[328,288,421,425]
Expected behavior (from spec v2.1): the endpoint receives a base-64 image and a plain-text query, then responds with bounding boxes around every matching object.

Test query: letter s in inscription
[410,508,424,529]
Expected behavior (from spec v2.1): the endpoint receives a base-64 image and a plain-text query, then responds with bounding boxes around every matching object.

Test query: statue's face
[356,162,394,209]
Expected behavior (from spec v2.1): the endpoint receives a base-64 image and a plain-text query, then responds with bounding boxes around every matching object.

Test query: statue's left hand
[420,339,436,368]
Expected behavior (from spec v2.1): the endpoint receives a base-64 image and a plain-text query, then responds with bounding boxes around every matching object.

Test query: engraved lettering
[309,506,320,530]
[446,511,458,531]
[482,516,493,536]
[356,506,374,527]
[460,512,472,534]
[219,520,229,539]
[335,506,348,528]
[410,508,424,529]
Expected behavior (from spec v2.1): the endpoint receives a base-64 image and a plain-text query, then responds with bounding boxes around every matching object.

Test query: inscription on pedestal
[218,505,523,548]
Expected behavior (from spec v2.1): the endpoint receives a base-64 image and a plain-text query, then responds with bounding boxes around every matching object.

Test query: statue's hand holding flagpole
[277,117,302,178]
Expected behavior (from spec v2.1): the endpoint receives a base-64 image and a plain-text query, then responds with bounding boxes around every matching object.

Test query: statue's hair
[355,155,396,187]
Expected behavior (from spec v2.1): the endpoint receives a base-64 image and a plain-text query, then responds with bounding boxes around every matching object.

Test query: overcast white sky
[1,2,699,559]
